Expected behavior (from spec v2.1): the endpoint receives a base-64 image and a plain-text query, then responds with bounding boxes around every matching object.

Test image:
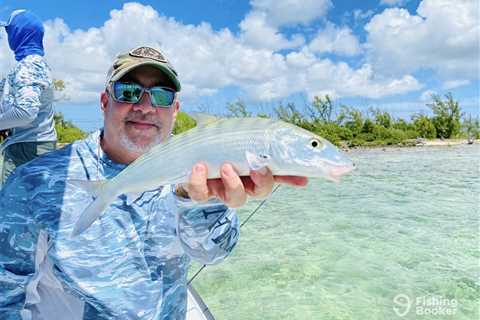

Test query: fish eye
[310,138,322,148]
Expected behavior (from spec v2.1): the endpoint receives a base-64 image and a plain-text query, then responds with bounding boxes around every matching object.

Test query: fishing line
[187,184,281,285]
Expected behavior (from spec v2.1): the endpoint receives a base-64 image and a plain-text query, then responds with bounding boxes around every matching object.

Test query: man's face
[100,65,179,164]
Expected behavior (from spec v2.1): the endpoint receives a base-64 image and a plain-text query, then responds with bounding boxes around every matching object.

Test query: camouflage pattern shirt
[0,54,56,150]
[0,130,239,319]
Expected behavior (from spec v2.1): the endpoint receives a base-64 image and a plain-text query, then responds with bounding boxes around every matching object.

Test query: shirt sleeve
[0,77,5,94]
[0,61,45,130]
[175,194,240,265]
[0,171,40,319]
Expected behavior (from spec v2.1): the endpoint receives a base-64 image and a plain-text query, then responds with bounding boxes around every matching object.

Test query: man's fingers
[220,163,246,208]
[187,163,210,202]
[206,178,226,200]
[249,168,275,198]
[184,163,307,206]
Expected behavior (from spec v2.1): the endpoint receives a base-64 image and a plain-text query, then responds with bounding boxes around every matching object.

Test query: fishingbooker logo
[392,293,458,317]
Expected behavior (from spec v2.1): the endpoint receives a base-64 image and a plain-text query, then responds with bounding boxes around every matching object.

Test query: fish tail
[68,179,116,237]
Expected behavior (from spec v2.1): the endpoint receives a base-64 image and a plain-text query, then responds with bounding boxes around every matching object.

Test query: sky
[0,0,478,132]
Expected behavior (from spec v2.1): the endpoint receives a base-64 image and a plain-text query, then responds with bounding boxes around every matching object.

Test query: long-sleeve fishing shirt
[0,54,56,151]
[0,130,239,319]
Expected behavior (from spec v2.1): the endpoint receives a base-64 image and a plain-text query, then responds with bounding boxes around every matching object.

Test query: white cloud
[380,0,408,6]
[0,30,15,74]
[365,0,480,81]
[239,11,304,50]
[238,0,333,50]
[353,9,375,22]
[442,80,470,90]
[304,62,422,100]
[0,2,424,105]
[250,0,332,27]
[309,22,362,56]
[43,18,112,103]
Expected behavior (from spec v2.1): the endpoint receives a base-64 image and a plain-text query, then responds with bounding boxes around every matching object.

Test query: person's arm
[0,173,39,319]
[175,194,240,265]
[0,77,5,94]
[0,61,45,130]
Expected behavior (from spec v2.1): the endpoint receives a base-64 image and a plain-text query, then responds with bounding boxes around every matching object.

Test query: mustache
[124,112,162,128]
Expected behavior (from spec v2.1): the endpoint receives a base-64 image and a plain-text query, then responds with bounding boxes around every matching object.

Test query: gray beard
[119,133,163,154]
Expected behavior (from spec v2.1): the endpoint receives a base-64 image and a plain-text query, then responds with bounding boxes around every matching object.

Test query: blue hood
[5,10,44,61]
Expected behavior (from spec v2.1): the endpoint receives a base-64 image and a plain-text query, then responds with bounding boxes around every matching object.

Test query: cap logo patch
[129,47,167,63]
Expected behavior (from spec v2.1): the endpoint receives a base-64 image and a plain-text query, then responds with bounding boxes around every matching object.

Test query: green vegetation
[428,93,462,139]
[53,79,66,91]
[173,111,197,134]
[412,114,436,139]
[174,92,477,148]
[54,113,86,143]
[51,79,87,143]
[462,114,480,139]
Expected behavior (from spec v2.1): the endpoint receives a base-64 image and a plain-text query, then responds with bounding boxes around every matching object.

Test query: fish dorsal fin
[190,113,221,127]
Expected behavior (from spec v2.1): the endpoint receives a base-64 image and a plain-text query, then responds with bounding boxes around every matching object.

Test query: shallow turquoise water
[190,145,479,320]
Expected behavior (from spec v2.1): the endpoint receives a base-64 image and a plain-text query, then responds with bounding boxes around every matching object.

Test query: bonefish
[71,114,354,236]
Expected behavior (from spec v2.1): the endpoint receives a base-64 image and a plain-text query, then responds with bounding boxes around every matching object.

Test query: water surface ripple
[192,145,479,320]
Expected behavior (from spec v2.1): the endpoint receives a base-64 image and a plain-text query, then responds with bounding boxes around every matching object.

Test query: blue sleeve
[0,172,40,319]
[175,195,240,265]
[0,77,5,94]
[0,61,45,130]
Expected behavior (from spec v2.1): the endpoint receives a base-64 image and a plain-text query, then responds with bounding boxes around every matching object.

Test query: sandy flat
[418,139,477,146]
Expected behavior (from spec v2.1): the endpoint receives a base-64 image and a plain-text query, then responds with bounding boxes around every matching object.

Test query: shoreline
[343,139,478,152]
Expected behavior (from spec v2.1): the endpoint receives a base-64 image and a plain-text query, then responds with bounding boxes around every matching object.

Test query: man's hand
[179,162,308,208]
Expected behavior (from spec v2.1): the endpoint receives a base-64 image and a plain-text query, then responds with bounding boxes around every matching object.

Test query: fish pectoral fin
[67,179,107,199]
[71,194,112,237]
[245,151,270,171]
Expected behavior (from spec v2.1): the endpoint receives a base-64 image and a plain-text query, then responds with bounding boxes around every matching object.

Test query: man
[0,9,57,185]
[0,46,307,319]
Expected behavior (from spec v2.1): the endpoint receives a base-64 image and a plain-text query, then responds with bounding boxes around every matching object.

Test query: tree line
[190,93,478,147]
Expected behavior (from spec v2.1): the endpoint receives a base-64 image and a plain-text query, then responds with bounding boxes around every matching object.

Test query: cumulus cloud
[0,28,15,75]
[353,9,375,22]
[309,22,362,56]
[365,0,480,81]
[239,11,304,50]
[238,0,334,50]
[442,80,470,90]
[303,62,421,99]
[0,2,424,105]
[249,0,332,27]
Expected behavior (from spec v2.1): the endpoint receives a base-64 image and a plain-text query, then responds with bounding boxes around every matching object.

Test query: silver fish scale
[110,118,282,192]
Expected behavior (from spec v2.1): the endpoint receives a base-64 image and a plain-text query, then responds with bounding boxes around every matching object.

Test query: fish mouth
[326,162,355,182]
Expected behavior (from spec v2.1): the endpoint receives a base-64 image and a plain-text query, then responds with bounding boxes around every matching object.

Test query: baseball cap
[105,46,181,92]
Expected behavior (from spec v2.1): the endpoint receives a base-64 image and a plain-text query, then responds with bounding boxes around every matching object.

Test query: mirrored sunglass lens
[150,88,175,106]
[113,83,143,103]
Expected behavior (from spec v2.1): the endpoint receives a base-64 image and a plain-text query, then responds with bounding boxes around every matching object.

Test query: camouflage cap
[105,46,181,92]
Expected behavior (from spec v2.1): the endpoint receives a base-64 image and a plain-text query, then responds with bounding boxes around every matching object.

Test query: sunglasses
[109,82,176,108]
